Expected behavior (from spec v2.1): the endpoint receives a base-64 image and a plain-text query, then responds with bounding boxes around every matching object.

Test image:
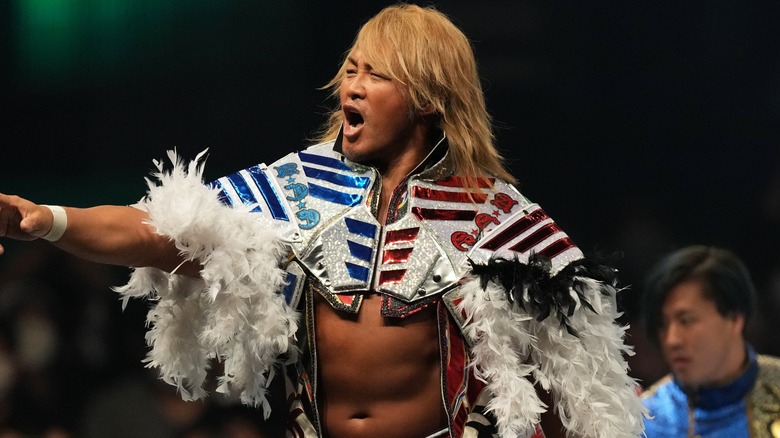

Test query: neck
[376,123,435,224]
[708,340,749,388]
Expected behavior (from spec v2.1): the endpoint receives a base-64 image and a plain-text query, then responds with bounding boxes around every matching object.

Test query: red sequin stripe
[380,294,436,317]
[385,227,420,244]
[450,297,468,320]
[443,308,468,438]
[337,294,355,306]
[443,307,489,438]
[412,207,477,221]
[480,208,549,251]
[411,186,489,203]
[538,237,576,259]
[383,247,413,264]
[378,269,406,285]
[508,222,562,253]
[434,175,495,188]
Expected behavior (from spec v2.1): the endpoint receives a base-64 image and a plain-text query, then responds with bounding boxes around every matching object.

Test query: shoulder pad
[405,174,582,276]
[468,202,584,275]
[208,140,378,245]
[211,142,381,293]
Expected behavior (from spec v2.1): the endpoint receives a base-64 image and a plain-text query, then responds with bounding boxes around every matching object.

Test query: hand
[0,193,54,255]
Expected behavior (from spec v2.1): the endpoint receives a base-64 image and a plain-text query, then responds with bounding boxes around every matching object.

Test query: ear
[419,102,436,116]
[728,312,746,335]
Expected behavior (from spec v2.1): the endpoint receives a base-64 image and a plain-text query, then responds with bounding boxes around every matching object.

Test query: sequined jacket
[642,346,780,437]
[118,136,646,438]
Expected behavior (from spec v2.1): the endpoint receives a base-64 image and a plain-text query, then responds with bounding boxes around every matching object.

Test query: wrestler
[0,4,645,437]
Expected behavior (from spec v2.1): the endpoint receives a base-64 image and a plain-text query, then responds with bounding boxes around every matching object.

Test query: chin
[674,374,703,389]
[341,144,373,165]
[341,147,364,164]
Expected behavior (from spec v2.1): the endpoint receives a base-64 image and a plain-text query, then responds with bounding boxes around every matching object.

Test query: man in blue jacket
[641,245,780,437]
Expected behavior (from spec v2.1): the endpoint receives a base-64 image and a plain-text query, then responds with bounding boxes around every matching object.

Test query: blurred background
[1,0,779,436]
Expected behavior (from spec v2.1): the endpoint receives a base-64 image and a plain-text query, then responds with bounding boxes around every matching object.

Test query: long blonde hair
[316,4,516,185]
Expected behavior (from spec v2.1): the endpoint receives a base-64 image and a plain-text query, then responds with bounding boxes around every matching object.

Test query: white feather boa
[113,150,299,416]
[457,274,646,438]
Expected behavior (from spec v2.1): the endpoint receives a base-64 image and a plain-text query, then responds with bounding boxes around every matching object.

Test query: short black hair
[641,245,755,346]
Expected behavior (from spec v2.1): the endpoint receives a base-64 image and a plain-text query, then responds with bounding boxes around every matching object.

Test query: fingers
[0,194,48,241]
[19,204,54,238]
[19,209,49,237]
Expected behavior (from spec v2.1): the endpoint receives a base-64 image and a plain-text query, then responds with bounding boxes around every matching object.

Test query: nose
[661,322,682,349]
[344,73,366,100]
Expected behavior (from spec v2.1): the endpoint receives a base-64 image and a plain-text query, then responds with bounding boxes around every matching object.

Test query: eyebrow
[666,309,695,320]
[346,57,373,70]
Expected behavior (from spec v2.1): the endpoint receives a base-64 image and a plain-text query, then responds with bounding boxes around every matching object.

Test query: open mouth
[344,107,364,129]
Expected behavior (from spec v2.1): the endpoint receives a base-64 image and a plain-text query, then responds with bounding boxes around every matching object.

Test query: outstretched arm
[0,193,196,275]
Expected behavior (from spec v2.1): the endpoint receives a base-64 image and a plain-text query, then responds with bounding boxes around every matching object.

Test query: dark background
[0,1,779,435]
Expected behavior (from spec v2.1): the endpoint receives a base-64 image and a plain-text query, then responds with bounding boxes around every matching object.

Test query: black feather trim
[468,252,619,337]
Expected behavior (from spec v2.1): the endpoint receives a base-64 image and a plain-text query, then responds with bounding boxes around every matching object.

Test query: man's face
[659,280,745,387]
[339,50,418,168]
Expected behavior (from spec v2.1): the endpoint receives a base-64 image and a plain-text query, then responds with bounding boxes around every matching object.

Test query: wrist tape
[41,205,67,242]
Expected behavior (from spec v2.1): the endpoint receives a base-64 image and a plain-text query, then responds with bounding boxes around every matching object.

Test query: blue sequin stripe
[347,240,373,262]
[223,172,263,213]
[299,152,367,206]
[207,179,234,207]
[345,263,370,283]
[281,271,297,303]
[299,151,352,171]
[245,165,289,221]
[210,166,289,220]
[343,217,377,283]
[308,183,363,206]
[344,217,377,238]
[302,166,370,189]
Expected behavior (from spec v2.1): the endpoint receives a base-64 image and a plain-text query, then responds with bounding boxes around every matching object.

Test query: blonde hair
[316,3,516,185]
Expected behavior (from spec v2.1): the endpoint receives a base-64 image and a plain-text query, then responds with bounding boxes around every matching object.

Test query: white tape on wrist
[41,205,68,242]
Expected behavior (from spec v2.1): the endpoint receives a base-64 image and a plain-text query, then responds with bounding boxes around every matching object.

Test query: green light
[12,0,174,87]
[15,0,80,83]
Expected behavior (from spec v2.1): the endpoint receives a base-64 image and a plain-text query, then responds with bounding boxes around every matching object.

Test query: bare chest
[313,293,446,437]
